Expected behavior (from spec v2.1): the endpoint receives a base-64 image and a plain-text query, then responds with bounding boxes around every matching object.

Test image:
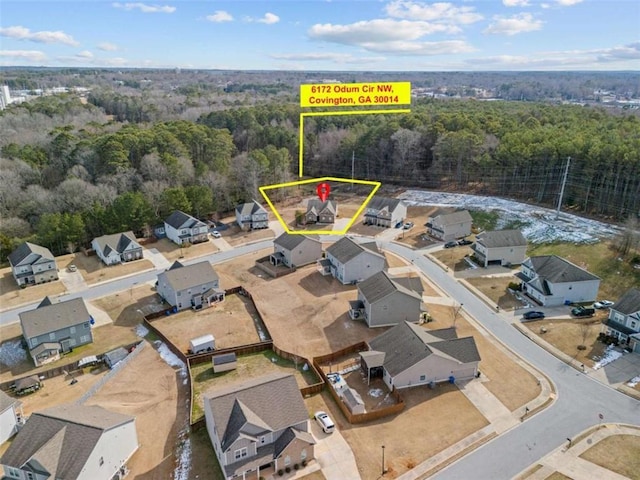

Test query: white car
[211,231,222,238]
[594,300,614,309]
[314,411,335,434]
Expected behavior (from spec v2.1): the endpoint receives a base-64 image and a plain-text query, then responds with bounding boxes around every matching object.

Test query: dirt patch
[396,206,444,249]
[384,251,410,269]
[544,473,573,480]
[522,318,608,368]
[430,246,476,271]
[151,238,219,262]
[579,434,640,479]
[0,267,66,310]
[466,276,525,310]
[151,293,262,353]
[224,225,275,247]
[70,254,154,285]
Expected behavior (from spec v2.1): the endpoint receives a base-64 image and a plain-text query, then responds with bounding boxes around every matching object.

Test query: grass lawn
[579,434,640,479]
[188,426,225,480]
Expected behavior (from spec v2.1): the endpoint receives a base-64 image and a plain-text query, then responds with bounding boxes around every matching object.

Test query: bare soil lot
[384,251,410,269]
[151,293,262,353]
[0,267,66,310]
[430,246,475,271]
[69,253,154,285]
[466,276,525,310]
[152,238,219,262]
[396,206,444,249]
[579,434,640,479]
[217,222,275,247]
[522,318,607,368]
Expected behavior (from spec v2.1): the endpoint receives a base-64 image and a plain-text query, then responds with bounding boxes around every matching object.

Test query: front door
[60,338,71,353]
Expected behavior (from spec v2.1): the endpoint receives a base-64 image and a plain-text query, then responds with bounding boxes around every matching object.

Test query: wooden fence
[254,255,297,279]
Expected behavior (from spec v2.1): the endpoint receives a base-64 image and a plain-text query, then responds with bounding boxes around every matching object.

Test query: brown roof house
[426,210,473,241]
[349,271,423,327]
[602,288,640,353]
[361,322,481,389]
[19,297,94,367]
[203,373,315,480]
[271,233,322,268]
[1,404,138,480]
[157,260,224,311]
[304,199,337,225]
[317,237,386,284]
[8,242,58,287]
[91,231,143,266]
[472,229,528,267]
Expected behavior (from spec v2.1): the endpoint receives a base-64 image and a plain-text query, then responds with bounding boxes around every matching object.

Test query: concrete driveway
[590,350,640,386]
[310,420,361,480]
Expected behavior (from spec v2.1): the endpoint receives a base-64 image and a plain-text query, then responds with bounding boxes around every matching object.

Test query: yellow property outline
[259,176,381,235]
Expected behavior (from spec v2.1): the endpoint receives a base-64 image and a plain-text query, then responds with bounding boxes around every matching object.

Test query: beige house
[271,234,322,268]
[427,210,473,241]
[472,230,527,267]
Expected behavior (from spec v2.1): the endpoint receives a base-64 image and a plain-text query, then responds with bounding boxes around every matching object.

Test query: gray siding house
[236,200,269,231]
[203,373,315,480]
[91,231,143,266]
[602,288,640,353]
[518,255,601,307]
[1,404,138,480]
[304,200,337,224]
[363,197,407,228]
[362,322,481,389]
[349,271,423,327]
[164,210,209,246]
[271,234,322,268]
[318,237,386,284]
[0,391,22,445]
[157,260,224,311]
[427,210,473,241]
[472,230,528,267]
[19,297,93,367]
[8,242,58,287]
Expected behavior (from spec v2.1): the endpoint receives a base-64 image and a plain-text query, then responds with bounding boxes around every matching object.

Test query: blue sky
[1,0,638,70]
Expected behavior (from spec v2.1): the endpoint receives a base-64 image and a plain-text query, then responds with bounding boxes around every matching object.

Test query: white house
[426,210,473,241]
[0,404,138,480]
[91,231,143,266]
[472,230,528,267]
[164,210,208,246]
[317,237,386,284]
[0,392,22,445]
[602,288,640,353]
[518,255,601,307]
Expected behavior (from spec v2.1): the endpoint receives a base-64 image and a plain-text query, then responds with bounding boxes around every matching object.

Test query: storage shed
[104,347,129,369]
[14,375,41,396]
[212,352,237,373]
[189,334,215,354]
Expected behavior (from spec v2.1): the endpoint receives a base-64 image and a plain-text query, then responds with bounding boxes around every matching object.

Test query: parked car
[67,264,77,272]
[522,311,545,320]
[593,300,614,309]
[403,222,414,230]
[211,231,222,238]
[395,221,403,229]
[314,411,335,434]
[571,306,595,317]
[458,238,473,246]
[444,241,458,248]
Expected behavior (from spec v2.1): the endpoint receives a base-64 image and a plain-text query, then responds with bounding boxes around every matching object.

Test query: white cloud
[385,1,483,24]
[309,19,459,44]
[360,40,475,55]
[483,13,543,35]
[0,49,47,62]
[76,50,94,59]
[0,25,79,46]
[555,0,583,5]
[97,42,119,51]
[206,10,233,22]
[257,13,280,24]
[503,0,530,6]
[112,2,176,13]
[270,52,385,64]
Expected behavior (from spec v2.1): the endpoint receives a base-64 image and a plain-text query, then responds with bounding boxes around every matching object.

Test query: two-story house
[603,288,640,353]
[19,297,94,367]
[236,200,269,231]
[1,404,138,480]
[164,210,209,246]
[0,391,22,445]
[518,255,601,307]
[426,210,473,241]
[472,230,528,267]
[91,231,143,266]
[157,260,224,311]
[349,271,423,327]
[8,242,58,287]
[203,372,315,480]
[271,234,322,268]
[304,199,337,225]
[363,197,407,228]
[317,237,386,284]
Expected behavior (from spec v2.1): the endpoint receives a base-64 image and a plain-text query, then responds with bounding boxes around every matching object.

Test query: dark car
[458,238,473,246]
[571,306,595,317]
[522,311,545,320]
[444,241,458,248]
[395,221,403,229]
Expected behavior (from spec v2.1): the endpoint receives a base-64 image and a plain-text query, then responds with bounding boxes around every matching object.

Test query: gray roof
[393,276,424,295]
[274,233,320,251]
[358,271,422,304]
[235,200,267,216]
[0,390,19,414]
[19,297,90,340]
[366,196,404,213]
[326,237,383,264]
[433,210,473,226]
[476,230,527,248]
[8,242,55,267]
[0,404,134,479]
[213,353,237,365]
[93,231,140,256]
[164,210,206,230]
[526,255,600,283]
[368,322,480,376]
[204,372,308,451]
[104,347,129,367]
[159,260,219,292]
[306,199,336,215]
[14,375,40,391]
[612,288,640,316]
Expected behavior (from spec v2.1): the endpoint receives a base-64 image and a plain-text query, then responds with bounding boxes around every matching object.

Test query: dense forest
[0,70,639,262]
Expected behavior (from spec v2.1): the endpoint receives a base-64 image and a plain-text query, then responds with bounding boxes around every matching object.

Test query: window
[79,335,90,343]
[99,456,104,466]
[84,323,90,329]
[70,326,76,334]
[234,447,248,460]
[7,468,20,478]
[260,435,266,444]
[301,449,307,461]
[27,473,34,480]
[30,338,37,347]
[177,292,181,296]
[284,455,291,466]
[69,338,76,346]
[630,320,637,330]
[420,375,426,381]
[49,332,56,340]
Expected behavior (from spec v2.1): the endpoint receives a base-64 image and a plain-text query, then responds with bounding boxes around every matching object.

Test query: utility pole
[556,156,571,218]
[351,150,355,190]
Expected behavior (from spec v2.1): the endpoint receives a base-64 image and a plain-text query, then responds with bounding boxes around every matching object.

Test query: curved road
[384,242,640,480]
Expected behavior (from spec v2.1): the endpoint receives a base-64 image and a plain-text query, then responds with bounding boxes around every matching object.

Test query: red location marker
[316,182,331,202]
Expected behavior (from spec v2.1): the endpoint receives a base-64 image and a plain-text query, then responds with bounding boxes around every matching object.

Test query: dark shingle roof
[8,242,55,267]
[366,196,403,212]
[160,260,219,291]
[476,230,527,248]
[204,373,308,451]
[306,199,336,215]
[93,231,140,256]
[0,404,134,479]
[235,200,267,217]
[19,297,90,339]
[612,288,640,315]
[274,233,320,251]
[358,271,421,304]
[527,255,600,283]
[164,210,206,230]
[326,237,383,264]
